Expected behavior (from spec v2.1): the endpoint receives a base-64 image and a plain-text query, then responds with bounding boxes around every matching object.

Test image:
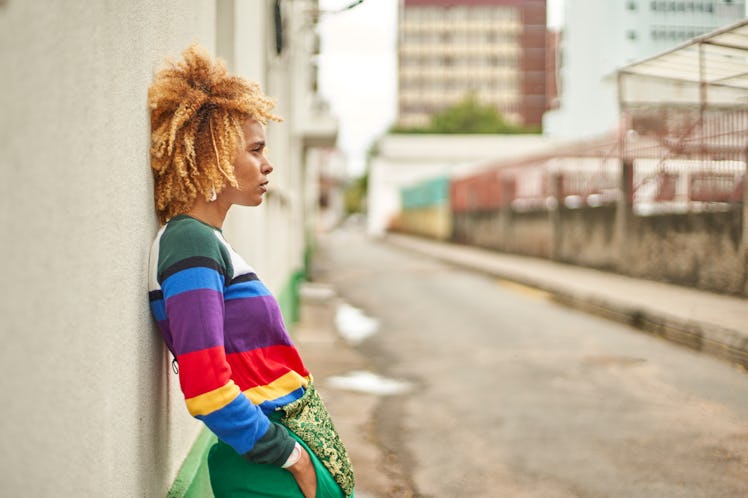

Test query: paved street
[310,227,748,498]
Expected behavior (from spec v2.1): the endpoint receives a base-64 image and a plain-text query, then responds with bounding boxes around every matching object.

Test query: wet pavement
[293,281,412,497]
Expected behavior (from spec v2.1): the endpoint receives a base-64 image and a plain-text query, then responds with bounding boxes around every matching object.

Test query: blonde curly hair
[148,44,280,224]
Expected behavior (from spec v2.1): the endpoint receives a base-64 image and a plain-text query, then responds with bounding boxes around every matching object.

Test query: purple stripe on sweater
[156,319,174,353]
[223,295,293,354]
[165,288,225,355]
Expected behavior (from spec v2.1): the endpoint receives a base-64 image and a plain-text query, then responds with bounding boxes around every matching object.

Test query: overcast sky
[317,0,565,176]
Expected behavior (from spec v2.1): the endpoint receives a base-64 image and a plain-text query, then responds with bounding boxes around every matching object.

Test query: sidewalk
[292,283,411,498]
[384,233,748,369]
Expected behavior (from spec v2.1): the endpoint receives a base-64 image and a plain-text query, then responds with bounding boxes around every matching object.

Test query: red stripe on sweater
[177,346,233,398]
[226,345,309,390]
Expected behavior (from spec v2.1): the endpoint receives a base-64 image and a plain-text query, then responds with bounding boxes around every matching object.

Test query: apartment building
[544,0,746,138]
[398,0,548,128]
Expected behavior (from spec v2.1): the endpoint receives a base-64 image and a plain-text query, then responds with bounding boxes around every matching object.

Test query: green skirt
[208,432,346,498]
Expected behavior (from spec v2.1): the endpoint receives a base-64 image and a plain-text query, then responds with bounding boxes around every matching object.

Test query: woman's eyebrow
[248,140,266,148]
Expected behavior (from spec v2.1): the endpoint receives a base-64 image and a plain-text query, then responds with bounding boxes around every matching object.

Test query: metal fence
[466,107,747,217]
[622,107,747,214]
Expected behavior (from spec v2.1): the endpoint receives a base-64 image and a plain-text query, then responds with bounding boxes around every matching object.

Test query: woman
[147,44,354,498]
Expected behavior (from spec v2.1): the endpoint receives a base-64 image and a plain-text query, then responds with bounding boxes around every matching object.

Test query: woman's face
[222,118,273,207]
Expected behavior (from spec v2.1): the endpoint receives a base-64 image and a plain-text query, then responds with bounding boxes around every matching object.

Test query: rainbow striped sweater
[148,214,310,465]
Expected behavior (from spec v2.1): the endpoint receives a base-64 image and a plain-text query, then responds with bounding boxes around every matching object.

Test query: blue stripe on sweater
[150,299,167,322]
[162,267,225,298]
[224,280,272,301]
[196,394,270,455]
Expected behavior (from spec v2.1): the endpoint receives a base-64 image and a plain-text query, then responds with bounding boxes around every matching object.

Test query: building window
[705,2,713,12]
[627,1,637,10]
[651,0,657,9]
[627,30,638,40]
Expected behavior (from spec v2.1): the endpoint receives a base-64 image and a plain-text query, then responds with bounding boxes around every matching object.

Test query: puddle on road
[335,303,379,345]
[326,370,412,396]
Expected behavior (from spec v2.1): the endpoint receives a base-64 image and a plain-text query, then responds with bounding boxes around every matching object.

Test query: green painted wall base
[166,268,306,497]
[167,429,217,498]
[277,268,306,326]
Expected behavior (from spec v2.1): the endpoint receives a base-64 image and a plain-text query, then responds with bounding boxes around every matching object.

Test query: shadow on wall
[136,322,173,495]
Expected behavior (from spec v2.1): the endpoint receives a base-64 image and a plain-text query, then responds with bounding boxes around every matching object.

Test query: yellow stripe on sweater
[185,381,241,416]
[243,372,310,404]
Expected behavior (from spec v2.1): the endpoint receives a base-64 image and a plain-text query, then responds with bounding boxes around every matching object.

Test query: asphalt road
[314,228,748,498]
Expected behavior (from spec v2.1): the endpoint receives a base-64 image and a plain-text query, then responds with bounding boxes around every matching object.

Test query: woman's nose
[262,160,273,174]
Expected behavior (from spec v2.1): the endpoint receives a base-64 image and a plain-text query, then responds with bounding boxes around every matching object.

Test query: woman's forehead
[241,118,265,141]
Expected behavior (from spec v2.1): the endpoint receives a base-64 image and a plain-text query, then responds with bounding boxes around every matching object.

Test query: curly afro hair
[148,44,280,224]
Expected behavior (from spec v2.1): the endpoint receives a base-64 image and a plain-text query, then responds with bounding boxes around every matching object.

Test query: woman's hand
[287,446,317,498]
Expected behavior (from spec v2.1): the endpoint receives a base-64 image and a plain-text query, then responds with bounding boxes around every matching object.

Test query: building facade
[0,1,335,497]
[398,0,548,128]
[544,0,746,139]
[367,133,567,236]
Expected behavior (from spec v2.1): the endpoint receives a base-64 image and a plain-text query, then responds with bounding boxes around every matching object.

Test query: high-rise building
[544,0,746,139]
[398,0,548,129]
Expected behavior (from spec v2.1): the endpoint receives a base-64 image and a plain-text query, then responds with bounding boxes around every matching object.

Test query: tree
[391,94,540,134]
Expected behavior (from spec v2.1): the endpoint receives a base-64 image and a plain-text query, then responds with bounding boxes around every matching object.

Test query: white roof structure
[617,18,748,108]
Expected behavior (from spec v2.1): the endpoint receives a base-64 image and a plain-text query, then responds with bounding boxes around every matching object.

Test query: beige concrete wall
[0,1,224,496]
[223,0,325,295]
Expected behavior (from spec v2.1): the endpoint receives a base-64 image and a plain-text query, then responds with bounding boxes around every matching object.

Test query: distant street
[315,227,748,498]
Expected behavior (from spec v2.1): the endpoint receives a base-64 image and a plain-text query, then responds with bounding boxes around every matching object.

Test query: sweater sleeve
[157,226,295,465]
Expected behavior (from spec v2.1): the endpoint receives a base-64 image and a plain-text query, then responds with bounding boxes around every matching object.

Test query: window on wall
[627,1,637,9]
[627,30,638,40]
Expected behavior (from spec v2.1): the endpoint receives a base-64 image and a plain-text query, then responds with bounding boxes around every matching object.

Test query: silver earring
[208,186,217,202]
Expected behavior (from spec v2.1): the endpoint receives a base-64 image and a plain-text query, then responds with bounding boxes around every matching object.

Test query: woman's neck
[187,197,230,229]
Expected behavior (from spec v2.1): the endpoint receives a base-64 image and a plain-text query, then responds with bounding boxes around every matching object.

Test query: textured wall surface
[434,205,744,295]
[556,206,618,270]
[0,1,218,496]
[626,210,745,294]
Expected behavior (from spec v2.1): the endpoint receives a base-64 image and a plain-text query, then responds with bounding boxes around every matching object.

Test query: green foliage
[343,172,368,214]
[391,94,540,135]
